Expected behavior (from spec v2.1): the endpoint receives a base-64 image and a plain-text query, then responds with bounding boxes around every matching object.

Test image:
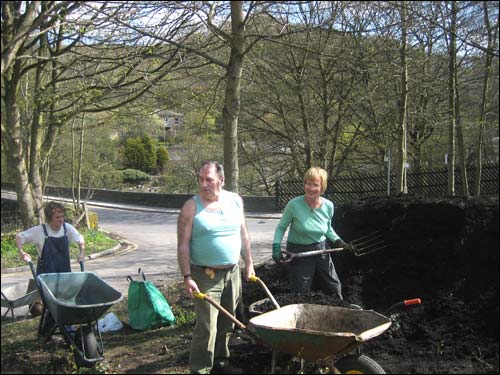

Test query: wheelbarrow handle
[384,298,422,315]
[404,298,422,306]
[193,292,246,330]
[27,261,37,280]
[249,275,280,309]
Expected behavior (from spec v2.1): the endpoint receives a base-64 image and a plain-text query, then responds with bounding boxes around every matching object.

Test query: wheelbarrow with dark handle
[28,261,123,368]
[194,275,421,373]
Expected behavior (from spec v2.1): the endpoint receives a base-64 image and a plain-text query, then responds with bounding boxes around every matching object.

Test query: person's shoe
[211,363,244,374]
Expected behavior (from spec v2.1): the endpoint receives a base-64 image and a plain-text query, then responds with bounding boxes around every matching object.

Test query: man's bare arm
[177,199,195,278]
[238,195,255,279]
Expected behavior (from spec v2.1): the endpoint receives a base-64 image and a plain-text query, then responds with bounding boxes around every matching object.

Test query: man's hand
[183,276,199,297]
[244,263,256,281]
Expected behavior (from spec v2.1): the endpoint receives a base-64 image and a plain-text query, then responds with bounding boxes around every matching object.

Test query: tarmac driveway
[1,204,278,299]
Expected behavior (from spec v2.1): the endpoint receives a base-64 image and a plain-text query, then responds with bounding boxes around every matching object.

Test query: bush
[122,169,151,184]
[156,146,170,173]
[94,170,124,188]
[122,135,157,174]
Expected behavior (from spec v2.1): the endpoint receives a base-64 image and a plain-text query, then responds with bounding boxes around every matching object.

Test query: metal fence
[276,162,499,210]
[0,210,23,233]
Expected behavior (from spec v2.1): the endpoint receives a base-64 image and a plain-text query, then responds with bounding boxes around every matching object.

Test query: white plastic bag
[98,312,123,332]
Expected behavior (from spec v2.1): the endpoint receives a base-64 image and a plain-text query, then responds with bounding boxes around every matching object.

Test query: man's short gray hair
[200,161,224,179]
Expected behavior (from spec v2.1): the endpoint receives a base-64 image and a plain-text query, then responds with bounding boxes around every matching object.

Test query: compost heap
[234,196,499,374]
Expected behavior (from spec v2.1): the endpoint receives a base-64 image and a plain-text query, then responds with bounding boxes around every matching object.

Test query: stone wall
[1,183,279,213]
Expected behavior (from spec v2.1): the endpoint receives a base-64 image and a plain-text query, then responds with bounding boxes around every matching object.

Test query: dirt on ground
[233,195,499,373]
[1,195,498,374]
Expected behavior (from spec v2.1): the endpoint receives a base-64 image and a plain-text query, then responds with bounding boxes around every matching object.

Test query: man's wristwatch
[183,274,191,280]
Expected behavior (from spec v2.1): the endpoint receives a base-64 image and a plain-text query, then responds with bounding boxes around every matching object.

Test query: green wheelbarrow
[194,275,421,374]
[28,261,123,368]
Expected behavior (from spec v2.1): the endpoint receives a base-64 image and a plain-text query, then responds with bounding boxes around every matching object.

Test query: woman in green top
[272,167,351,299]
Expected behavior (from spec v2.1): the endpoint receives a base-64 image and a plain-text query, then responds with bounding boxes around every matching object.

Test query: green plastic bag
[127,270,176,331]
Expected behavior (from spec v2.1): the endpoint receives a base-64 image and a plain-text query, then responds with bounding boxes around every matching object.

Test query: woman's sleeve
[67,224,84,244]
[273,203,293,245]
[325,203,341,243]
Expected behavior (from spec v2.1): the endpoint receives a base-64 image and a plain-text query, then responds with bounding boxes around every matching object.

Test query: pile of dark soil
[234,196,499,374]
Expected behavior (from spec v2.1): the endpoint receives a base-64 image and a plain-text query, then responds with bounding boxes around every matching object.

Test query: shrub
[122,138,147,171]
[122,169,151,184]
[122,135,157,174]
[94,170,124,188]
[156,146,170,173]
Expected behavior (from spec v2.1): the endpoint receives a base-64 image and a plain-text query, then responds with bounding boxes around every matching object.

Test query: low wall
[1,183,279,213]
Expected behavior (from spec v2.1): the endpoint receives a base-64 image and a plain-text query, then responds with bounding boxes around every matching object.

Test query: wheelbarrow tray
[37,271,123,326]
[247,304,391,361]
[1,283,40,320]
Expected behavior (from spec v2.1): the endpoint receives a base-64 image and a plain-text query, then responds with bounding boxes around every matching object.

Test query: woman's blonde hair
[304,167,328,194]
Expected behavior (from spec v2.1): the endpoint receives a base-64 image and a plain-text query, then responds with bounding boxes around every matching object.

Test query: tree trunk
[455,71,469,196]
[77,118,85,207]
[396,2,408,195]
[223,1,246,193]
[3,63,36,228]
[29,36,49,223]
[474,1,494,196]
[447,2,457,196]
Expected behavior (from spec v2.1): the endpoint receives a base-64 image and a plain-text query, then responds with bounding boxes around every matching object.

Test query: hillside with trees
[2,1,498,225]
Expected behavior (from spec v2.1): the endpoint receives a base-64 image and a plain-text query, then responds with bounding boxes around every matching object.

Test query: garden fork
[278,231,388,262]
[349,231,388,256]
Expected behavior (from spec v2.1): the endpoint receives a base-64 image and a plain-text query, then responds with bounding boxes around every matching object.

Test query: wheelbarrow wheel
[334,354,386,374]
[73,325,99,368]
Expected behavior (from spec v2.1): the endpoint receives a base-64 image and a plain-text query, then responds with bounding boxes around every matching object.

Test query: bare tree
[2,1,83,226]
[396,1,409,194]
[447,1,457,196]
[240,2,377,183]
[1,1,77,75]
[1,1,185,226]
[474,1,498,196]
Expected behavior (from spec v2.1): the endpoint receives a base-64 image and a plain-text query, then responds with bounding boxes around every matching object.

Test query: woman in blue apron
[16,201,86,336]
[36,222,72,274]
[16,201,86,269]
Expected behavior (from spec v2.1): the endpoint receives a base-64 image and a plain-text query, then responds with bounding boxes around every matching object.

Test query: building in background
[159,110,184,137]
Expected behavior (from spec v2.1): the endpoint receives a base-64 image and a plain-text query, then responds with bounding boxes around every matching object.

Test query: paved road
[1,200,279,304]
[78,205,278,294]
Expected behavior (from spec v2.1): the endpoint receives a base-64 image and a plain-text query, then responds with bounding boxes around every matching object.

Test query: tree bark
[455,71,469,196]
[223,1,246,192]
[396,2,408,194]
[447,2,457,196]
[3,62,36,228]
[474,1,494,196]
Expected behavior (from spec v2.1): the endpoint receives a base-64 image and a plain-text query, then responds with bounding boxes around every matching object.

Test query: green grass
[0,228,119,269]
